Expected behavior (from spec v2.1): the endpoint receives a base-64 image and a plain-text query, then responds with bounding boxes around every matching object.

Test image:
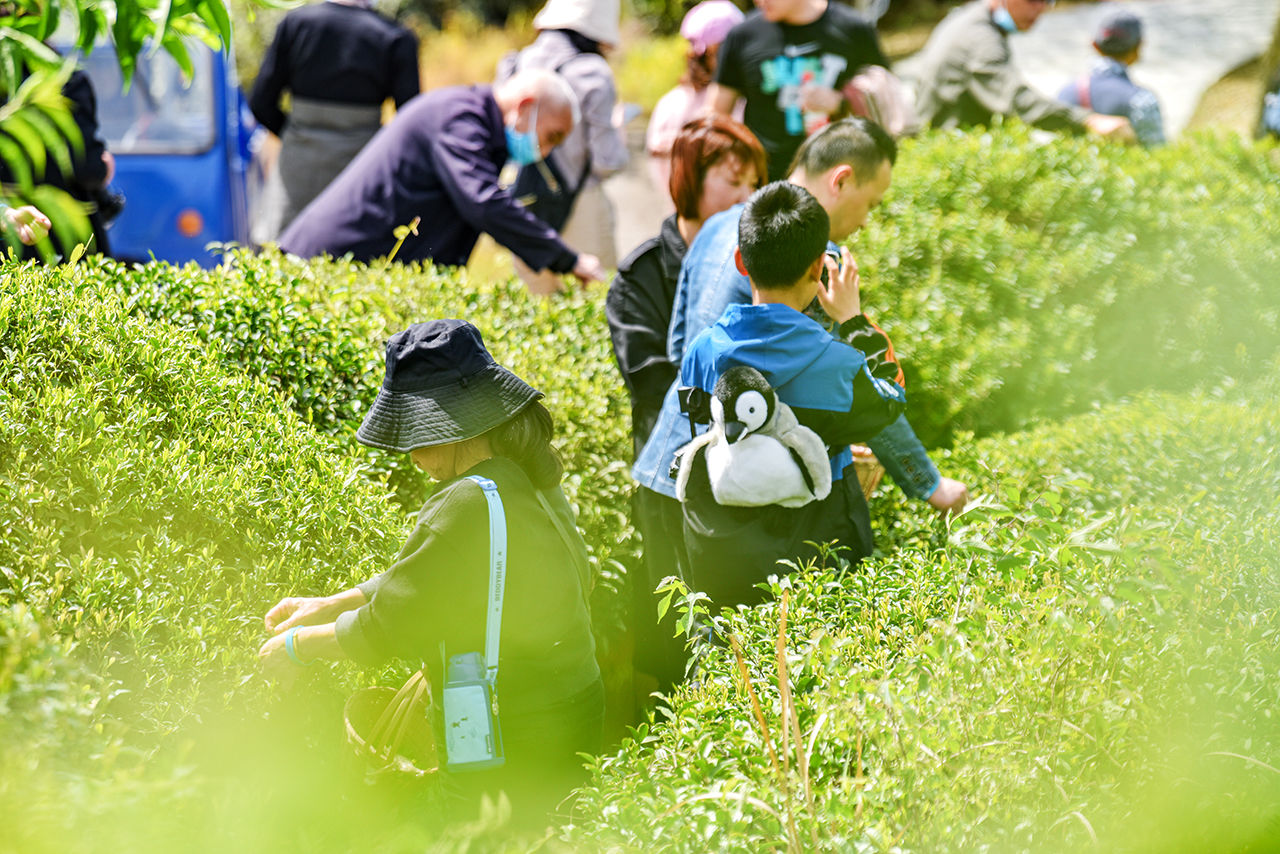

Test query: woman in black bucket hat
[257,319,603,823]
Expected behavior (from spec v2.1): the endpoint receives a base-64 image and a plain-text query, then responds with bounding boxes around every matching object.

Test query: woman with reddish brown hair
[606,113,764,700]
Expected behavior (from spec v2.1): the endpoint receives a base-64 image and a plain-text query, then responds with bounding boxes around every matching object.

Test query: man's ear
[809,254,827,285]
[509,95,537,128]
[829,163,855,195]
[734,247,749,276]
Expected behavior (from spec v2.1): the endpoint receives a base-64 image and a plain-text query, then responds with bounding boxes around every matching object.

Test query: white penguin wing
[776,422,833,502]
[674,430,717,502]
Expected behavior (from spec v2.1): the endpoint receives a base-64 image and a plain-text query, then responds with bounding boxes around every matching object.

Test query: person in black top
[258,319,602,825]
[711,0,888,181]
[0,68,114,260]
[249,0,420,243]
[606,114,764,697]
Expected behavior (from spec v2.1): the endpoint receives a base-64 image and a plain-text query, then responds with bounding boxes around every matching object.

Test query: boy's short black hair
[737,181,830,291]
[787,117,897,185]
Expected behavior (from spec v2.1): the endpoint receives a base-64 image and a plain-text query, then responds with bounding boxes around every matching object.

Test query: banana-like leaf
[196,0,232,51]
[28,183,93,262]
[160,32,194,80]
[23,104,78,176]
[0,137,34,190]
[1,112,47,178]
[0,27,62,72]
[111,1,142,84]
[150,0,177,56]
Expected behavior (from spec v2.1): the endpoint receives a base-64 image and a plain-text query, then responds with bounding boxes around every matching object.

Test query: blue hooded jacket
[680,302,906,483]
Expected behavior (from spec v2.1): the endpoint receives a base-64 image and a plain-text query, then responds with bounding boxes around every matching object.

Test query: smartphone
[819,247,842,287]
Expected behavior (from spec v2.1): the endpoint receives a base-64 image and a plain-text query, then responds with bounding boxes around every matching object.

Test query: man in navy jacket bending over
[280,69,607,284]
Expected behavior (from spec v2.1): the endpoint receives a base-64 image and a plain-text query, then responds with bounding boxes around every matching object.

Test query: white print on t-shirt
[760,48,848,135]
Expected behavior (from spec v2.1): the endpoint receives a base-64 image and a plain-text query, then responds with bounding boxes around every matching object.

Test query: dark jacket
[278,85,579,271]
[606,214,688,456]
[1,69,111,258]
[249,0,420,136]
[335,456,599,717]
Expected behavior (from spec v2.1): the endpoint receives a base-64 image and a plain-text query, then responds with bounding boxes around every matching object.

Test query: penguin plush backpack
[674,366,832,509]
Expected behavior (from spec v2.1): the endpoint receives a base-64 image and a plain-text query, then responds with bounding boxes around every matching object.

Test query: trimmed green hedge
[566,384,1280,851]
[2,127,1279,851]
[87,252,637,613]
[860,127,1280,445]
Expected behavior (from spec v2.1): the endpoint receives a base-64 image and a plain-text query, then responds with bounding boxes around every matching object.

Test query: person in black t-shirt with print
[711,0,888,181]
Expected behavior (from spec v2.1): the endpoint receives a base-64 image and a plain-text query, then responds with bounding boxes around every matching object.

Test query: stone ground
[602,0,1280,260]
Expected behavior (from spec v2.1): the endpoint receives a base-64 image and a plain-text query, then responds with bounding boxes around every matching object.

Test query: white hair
[502,68,581,128]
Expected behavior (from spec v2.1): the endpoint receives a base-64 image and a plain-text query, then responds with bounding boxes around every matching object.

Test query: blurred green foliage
[1,127,1279,850]
[858,125,1280,446]
[1,0,247,259]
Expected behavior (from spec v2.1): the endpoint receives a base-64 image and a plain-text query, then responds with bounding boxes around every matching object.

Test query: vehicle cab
[79,42,256,266]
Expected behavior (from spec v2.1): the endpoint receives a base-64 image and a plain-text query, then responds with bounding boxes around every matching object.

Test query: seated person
[675,181,906,608]
[1057,11,1164,147]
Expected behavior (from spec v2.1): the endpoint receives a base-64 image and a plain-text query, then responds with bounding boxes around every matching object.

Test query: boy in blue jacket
[677,180,905,606]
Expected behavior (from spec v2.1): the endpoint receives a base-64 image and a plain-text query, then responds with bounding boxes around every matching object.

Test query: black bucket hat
[356,320,542,453]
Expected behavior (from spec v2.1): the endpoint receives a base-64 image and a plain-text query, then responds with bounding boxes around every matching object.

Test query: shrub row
[859,127,1280,445]
[87,251,638,616]
[565,383,1280,851]
[2,126,1278,851]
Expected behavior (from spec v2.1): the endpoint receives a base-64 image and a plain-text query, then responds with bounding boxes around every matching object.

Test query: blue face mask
[992,3,1018,32]
[505,104,541,167]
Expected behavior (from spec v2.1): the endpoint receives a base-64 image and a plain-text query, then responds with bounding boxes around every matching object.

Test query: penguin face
[712,366,777,444]
[731,390,769,439]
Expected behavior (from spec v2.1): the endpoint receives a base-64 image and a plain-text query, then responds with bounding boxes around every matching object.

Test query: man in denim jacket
[633,118,969,523]
[677,181,907,604]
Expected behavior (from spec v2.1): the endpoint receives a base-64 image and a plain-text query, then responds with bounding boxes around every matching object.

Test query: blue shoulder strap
[466,475,507,683]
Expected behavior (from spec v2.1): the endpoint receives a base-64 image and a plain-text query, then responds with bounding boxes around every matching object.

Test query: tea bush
[566,385,1280,851]
[859,127,1280,445]
[0,274,451,851]
[3,125,1280,851]
[80,252,638,615]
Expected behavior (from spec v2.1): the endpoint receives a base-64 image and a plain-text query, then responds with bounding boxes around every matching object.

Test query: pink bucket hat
[680,0,745,56]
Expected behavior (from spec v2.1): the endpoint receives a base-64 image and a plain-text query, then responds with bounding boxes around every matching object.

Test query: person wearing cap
[258,319,603,821]
[912,0,1135,142]
[1057,10,1164,147]
[709,0,891,182]
[249,0,421,244]
[278,69,608,284]
[645,0,746,212]
[496,0,629,294]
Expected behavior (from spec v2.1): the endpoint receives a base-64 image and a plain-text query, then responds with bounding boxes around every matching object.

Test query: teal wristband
[283,626,312,667]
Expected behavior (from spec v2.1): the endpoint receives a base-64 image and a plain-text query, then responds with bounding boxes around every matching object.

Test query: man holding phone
[633,118,969,571]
